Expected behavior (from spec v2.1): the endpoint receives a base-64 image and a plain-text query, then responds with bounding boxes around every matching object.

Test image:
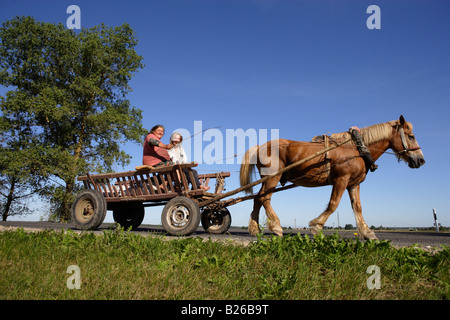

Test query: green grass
[0,228,448,300]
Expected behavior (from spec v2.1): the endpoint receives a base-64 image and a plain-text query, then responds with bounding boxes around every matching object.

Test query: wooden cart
[71,162,232,235]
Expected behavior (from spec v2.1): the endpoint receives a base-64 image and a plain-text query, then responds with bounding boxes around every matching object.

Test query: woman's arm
[149,137,173,150]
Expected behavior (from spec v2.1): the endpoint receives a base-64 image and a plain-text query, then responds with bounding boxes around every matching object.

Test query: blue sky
[1,0,449,228]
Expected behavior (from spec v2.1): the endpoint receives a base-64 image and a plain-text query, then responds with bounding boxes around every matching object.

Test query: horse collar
[349,127,378,172]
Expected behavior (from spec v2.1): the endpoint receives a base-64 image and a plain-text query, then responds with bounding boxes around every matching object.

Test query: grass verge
[0,228,448,299]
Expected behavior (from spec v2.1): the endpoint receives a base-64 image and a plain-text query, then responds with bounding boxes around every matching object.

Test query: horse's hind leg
[248,196,262,236]
[259,177,283,236]
[248,177,283,236]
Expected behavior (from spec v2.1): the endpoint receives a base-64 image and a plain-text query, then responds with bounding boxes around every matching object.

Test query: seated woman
[168,132,210,191]
[143,124,174,167]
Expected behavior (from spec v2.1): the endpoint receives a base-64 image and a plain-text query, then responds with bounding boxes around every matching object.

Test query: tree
[0,99,52,221]
[0,16,147,221]
[0,147,48,221]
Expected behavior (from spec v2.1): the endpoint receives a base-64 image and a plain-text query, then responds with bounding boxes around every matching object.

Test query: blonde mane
[330,120,398,146]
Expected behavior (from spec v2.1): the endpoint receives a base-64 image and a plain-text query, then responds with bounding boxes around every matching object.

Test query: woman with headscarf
[142,125,174,167]
[168,132,210,191]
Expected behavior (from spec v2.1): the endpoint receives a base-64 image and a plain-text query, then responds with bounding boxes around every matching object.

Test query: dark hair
[150,124,165,134]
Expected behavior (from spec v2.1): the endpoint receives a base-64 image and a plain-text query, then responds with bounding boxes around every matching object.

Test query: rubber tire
[71,189,107,230]
[201,208,232,234]
[161,197,201,236]
[112,204,145,230]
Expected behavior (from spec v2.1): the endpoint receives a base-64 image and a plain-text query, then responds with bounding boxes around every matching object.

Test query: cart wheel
[161,197,200,236]
[112,204,145,230]
[201,207,232,234]
[71,189,107,230]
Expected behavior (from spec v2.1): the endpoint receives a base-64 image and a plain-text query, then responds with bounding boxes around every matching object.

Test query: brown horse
[239,115,425,239]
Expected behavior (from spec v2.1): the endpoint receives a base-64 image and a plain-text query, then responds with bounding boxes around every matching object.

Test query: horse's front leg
[309,178,347,235]
[347,185,378,240]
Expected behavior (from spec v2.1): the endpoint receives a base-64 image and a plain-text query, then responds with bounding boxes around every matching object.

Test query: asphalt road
[1,220,449,248]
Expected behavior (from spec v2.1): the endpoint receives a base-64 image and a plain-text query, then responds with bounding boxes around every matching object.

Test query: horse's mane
[330,120,398,146]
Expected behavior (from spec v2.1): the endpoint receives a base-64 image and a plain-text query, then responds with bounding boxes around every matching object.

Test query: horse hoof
[272,226,283,237]
[248,227,261,237]
[365,232,378,240]
[248,221,261,236]
[310,224,321,235]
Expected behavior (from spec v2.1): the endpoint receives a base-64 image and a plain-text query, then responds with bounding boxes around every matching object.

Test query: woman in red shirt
[143,125,174,167]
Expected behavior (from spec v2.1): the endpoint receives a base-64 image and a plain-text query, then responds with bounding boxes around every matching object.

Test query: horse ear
[399,115,406,126]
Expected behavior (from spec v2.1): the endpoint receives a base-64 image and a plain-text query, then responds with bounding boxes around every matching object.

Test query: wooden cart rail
[77,162,230,203]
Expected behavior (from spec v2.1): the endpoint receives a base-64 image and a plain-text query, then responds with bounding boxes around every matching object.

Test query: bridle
[398,127,421,155]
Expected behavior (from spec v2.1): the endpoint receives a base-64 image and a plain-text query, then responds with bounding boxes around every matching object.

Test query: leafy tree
[0,110,53,220]
[0,16,147,221]
[0,148,47,221]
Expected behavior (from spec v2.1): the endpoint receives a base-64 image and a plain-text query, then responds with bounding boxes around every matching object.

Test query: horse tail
[240,145,259,195]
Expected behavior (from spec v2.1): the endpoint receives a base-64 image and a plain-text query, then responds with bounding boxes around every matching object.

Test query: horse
[239,115,425,240]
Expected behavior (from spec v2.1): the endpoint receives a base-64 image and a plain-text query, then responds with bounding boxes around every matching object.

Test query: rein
[398,127,421,155]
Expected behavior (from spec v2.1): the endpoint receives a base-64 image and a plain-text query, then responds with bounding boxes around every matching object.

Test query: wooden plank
[105,193,179,202]
[138,173,150,195]
[177,165,190,192]
[166,173,175,193]
[151,174,162,194]
[188,170,197,190]
[118,177,130,197]
[110,179,120,198]
[98,179,109,198]
[77,162,200,181]
[134,176,143,196]
[197,172,231,179]
[161,173,169,194]
[146,174,155,195]
[105,179,115,198]
[127,176,137,197]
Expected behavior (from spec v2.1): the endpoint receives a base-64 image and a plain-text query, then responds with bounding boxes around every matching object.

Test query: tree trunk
[2,178,16,221]
[60,179,75,222]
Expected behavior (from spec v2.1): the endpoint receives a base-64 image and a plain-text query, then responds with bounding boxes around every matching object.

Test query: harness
[398,127,421,154]
[307,124,421,178]
[311,129,378,175]
[349,127,378,172]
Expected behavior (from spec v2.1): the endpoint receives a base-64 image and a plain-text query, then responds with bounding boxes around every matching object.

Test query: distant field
[0,228,448,300]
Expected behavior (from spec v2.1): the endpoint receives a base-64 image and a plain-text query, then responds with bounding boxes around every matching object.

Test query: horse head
[390,115,425,168]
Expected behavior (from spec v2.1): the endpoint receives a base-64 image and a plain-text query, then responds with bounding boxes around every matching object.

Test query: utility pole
[432,208,440,233]
[337,211,340,229]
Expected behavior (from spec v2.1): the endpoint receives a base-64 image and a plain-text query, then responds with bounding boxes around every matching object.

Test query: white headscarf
[168,132,188,164]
